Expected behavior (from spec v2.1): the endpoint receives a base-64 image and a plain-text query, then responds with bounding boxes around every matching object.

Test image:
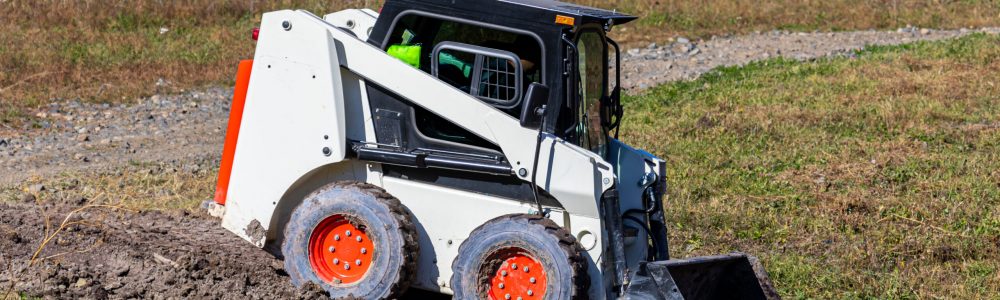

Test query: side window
[382,15,542,152]
[386,15,542,99]
[432,42,522,107]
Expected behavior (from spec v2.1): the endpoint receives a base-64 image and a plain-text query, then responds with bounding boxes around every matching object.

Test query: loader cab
[368,0,635,158]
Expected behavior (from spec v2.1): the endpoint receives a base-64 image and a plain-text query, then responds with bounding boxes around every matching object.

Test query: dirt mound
[0,202,328,299]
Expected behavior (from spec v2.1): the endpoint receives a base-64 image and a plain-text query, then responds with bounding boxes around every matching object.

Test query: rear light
[252,28,259,41]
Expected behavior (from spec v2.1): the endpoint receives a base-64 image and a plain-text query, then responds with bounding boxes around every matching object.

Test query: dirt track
[0,201,328,299]
[2,28,997,299]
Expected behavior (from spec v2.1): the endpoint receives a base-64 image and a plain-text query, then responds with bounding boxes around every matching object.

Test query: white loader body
[218,9,663,297]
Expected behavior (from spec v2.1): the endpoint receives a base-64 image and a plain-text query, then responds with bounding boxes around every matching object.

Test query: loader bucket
[624,253,780,300]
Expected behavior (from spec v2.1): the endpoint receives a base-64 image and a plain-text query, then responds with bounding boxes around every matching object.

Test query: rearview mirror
[520,83,549,129]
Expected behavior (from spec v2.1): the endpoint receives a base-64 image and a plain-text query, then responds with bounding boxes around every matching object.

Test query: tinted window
[576,31,607,156]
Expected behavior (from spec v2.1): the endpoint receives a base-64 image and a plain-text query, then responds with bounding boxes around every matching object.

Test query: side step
[624,253,780,300]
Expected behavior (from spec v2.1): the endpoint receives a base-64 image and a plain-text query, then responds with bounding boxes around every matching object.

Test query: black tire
[451,214,589,300]
[283,181,418,299]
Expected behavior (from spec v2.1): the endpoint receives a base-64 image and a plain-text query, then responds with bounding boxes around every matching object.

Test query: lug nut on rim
[355,259,362,266]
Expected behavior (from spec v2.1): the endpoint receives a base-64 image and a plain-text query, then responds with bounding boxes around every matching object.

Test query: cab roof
[385,0,637,28]
[499,0,637,25]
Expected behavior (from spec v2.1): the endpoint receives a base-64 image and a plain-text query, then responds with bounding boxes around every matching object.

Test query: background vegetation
[622,34,1000,298]
[2,1,999,298]
[2,0,999,127]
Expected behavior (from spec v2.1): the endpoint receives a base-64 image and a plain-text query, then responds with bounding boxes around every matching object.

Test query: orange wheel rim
[308,215,375,284]
[487,248,547,300]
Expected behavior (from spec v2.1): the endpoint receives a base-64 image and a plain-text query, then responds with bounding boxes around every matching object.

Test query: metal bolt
[527,290,533,296]
[344,263,350,270]
[501,270,508,277]
[518,168,527,177]
[346,230,352,237]
[360,248,367,254]
[355,259,362,266]
[334,234,340,241]
[518,298,522,300]
[328,246,335,253]
[333,278,342,284]
[346,20,356,28]
[524,266,529,272]
[282,20,292,31]
[356,236,362,242]
[504,294,511,300]
[333,258,340,265]
[529,277,536,283]
[511,263,517,269]
[498,283,505,289]
[322,147,332,156]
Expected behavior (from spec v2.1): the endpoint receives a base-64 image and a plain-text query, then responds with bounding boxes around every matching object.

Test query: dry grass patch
[2,1,999,128]
[0,1,382,127]
[622,34,1000,298]
[0,158,217,212]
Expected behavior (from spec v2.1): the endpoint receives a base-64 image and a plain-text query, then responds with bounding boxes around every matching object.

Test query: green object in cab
[387,44,421,68]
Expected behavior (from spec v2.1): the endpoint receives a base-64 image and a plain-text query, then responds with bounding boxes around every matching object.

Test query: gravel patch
[0,89,231,185]
[621,27,1000,91]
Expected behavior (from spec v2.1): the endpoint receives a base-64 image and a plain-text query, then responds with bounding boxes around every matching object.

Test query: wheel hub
[308,215,375,284]
[488,248,547,300]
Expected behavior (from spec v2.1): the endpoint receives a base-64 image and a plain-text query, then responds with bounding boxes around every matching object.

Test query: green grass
[621,33,1000,298]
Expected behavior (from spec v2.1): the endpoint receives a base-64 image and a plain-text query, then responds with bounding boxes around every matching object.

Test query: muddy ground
[0,200,328,299]
[0,198,447,299]
[1,28,996,299]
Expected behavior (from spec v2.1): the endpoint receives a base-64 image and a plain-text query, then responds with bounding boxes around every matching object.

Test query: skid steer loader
[209,0,779,299]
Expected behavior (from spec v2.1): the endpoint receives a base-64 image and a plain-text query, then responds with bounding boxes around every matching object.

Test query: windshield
[576,31,608,157]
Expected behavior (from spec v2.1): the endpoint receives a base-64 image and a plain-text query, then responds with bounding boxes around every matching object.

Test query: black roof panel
[385,0,637,27]
[498,0,637,24]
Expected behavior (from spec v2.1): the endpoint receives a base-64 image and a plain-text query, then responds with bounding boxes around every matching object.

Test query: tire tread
[456,213,590,299]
